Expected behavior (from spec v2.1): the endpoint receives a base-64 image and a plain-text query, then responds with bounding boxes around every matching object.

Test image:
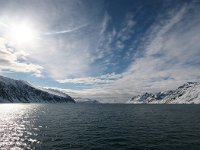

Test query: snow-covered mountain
[74,98,100,104]
[0,75,75,103]
[127,82,200,104]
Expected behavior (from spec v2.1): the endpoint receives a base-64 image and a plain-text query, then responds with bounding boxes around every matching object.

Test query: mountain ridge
[127,82,200,104]
[0,75,75,103]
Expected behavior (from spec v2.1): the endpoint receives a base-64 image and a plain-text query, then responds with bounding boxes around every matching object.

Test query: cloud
[100,12,111,35]
[0,38,43,77]
[0,1,199,103]
[0,0,105,80]
[56,3,200,103]
[93,12,113,61]
[43,23,89,35]
[0,1,135,81]
[46,87,124,103]
[29,36,94,79]
[105,4,200,98]
[93,11,136,70]
[57,72,122,86]
[116,13,135,43]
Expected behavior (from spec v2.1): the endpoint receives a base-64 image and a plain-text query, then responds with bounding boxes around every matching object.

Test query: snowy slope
[41,88,72,99]
[127,82,200,104]
[0,75,75,103]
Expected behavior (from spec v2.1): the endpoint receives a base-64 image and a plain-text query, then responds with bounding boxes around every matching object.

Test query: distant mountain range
[0,75,199,104]
[127,82,200,104]
[0,75,75,103]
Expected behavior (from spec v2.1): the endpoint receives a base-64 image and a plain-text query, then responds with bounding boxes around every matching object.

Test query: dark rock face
[0,76,75,103]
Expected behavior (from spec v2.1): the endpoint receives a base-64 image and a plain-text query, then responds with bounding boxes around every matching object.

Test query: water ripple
[0,104,200,150]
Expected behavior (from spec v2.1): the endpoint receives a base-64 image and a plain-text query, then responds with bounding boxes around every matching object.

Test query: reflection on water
[1,104,200,150]
[0,104,40,150]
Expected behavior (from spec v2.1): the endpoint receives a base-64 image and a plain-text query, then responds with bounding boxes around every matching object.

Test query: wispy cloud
[105,4,200,98]
[57,72,122,86]
[56,3,200,102]
[100,12,111,35]
[43,23,89,35]
[93,11,136,69]
[0,0,106,80]
[116,13,135,45]
[0,0,199,103]
[93,12,113,61]
[0,22,9,28]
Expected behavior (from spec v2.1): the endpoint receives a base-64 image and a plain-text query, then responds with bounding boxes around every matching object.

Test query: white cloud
[43,23,89,35]
[104,4,200,99]
[30,37,92,79]
[100,12,111,35]
[56,4,200,103]
[117,13,135,43]
[0,1,199,103]
[0,38,43,77]
[93,13,114,61]
[57,72,122,85]
[0,0,104,80]
[93,12,136,67]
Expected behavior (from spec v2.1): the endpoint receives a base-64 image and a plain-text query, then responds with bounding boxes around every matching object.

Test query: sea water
[0,103,200,150]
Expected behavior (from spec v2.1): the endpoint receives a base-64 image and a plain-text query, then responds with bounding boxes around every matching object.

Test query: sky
[0,0,200,102]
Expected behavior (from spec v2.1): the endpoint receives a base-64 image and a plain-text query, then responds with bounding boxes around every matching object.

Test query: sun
[9,22,36,44]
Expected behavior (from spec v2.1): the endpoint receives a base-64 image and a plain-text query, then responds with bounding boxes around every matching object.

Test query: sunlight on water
[0,104,200,150]
[0,104,40,150]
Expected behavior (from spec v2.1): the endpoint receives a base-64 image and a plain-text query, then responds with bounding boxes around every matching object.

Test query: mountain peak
[128,82,200,104]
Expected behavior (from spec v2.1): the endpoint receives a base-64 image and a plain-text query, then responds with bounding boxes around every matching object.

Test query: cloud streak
[43,23,89,35]
[57,73,122,85]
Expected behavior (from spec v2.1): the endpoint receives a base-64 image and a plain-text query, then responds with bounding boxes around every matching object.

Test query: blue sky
[0,0,200,102]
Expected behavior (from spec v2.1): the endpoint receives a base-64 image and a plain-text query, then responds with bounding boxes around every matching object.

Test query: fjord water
[0,104,200,150]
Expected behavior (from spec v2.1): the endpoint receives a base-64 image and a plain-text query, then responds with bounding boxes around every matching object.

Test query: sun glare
[9,22,36,44]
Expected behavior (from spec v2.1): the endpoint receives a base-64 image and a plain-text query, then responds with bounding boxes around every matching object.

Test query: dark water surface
[0,104,200,150]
